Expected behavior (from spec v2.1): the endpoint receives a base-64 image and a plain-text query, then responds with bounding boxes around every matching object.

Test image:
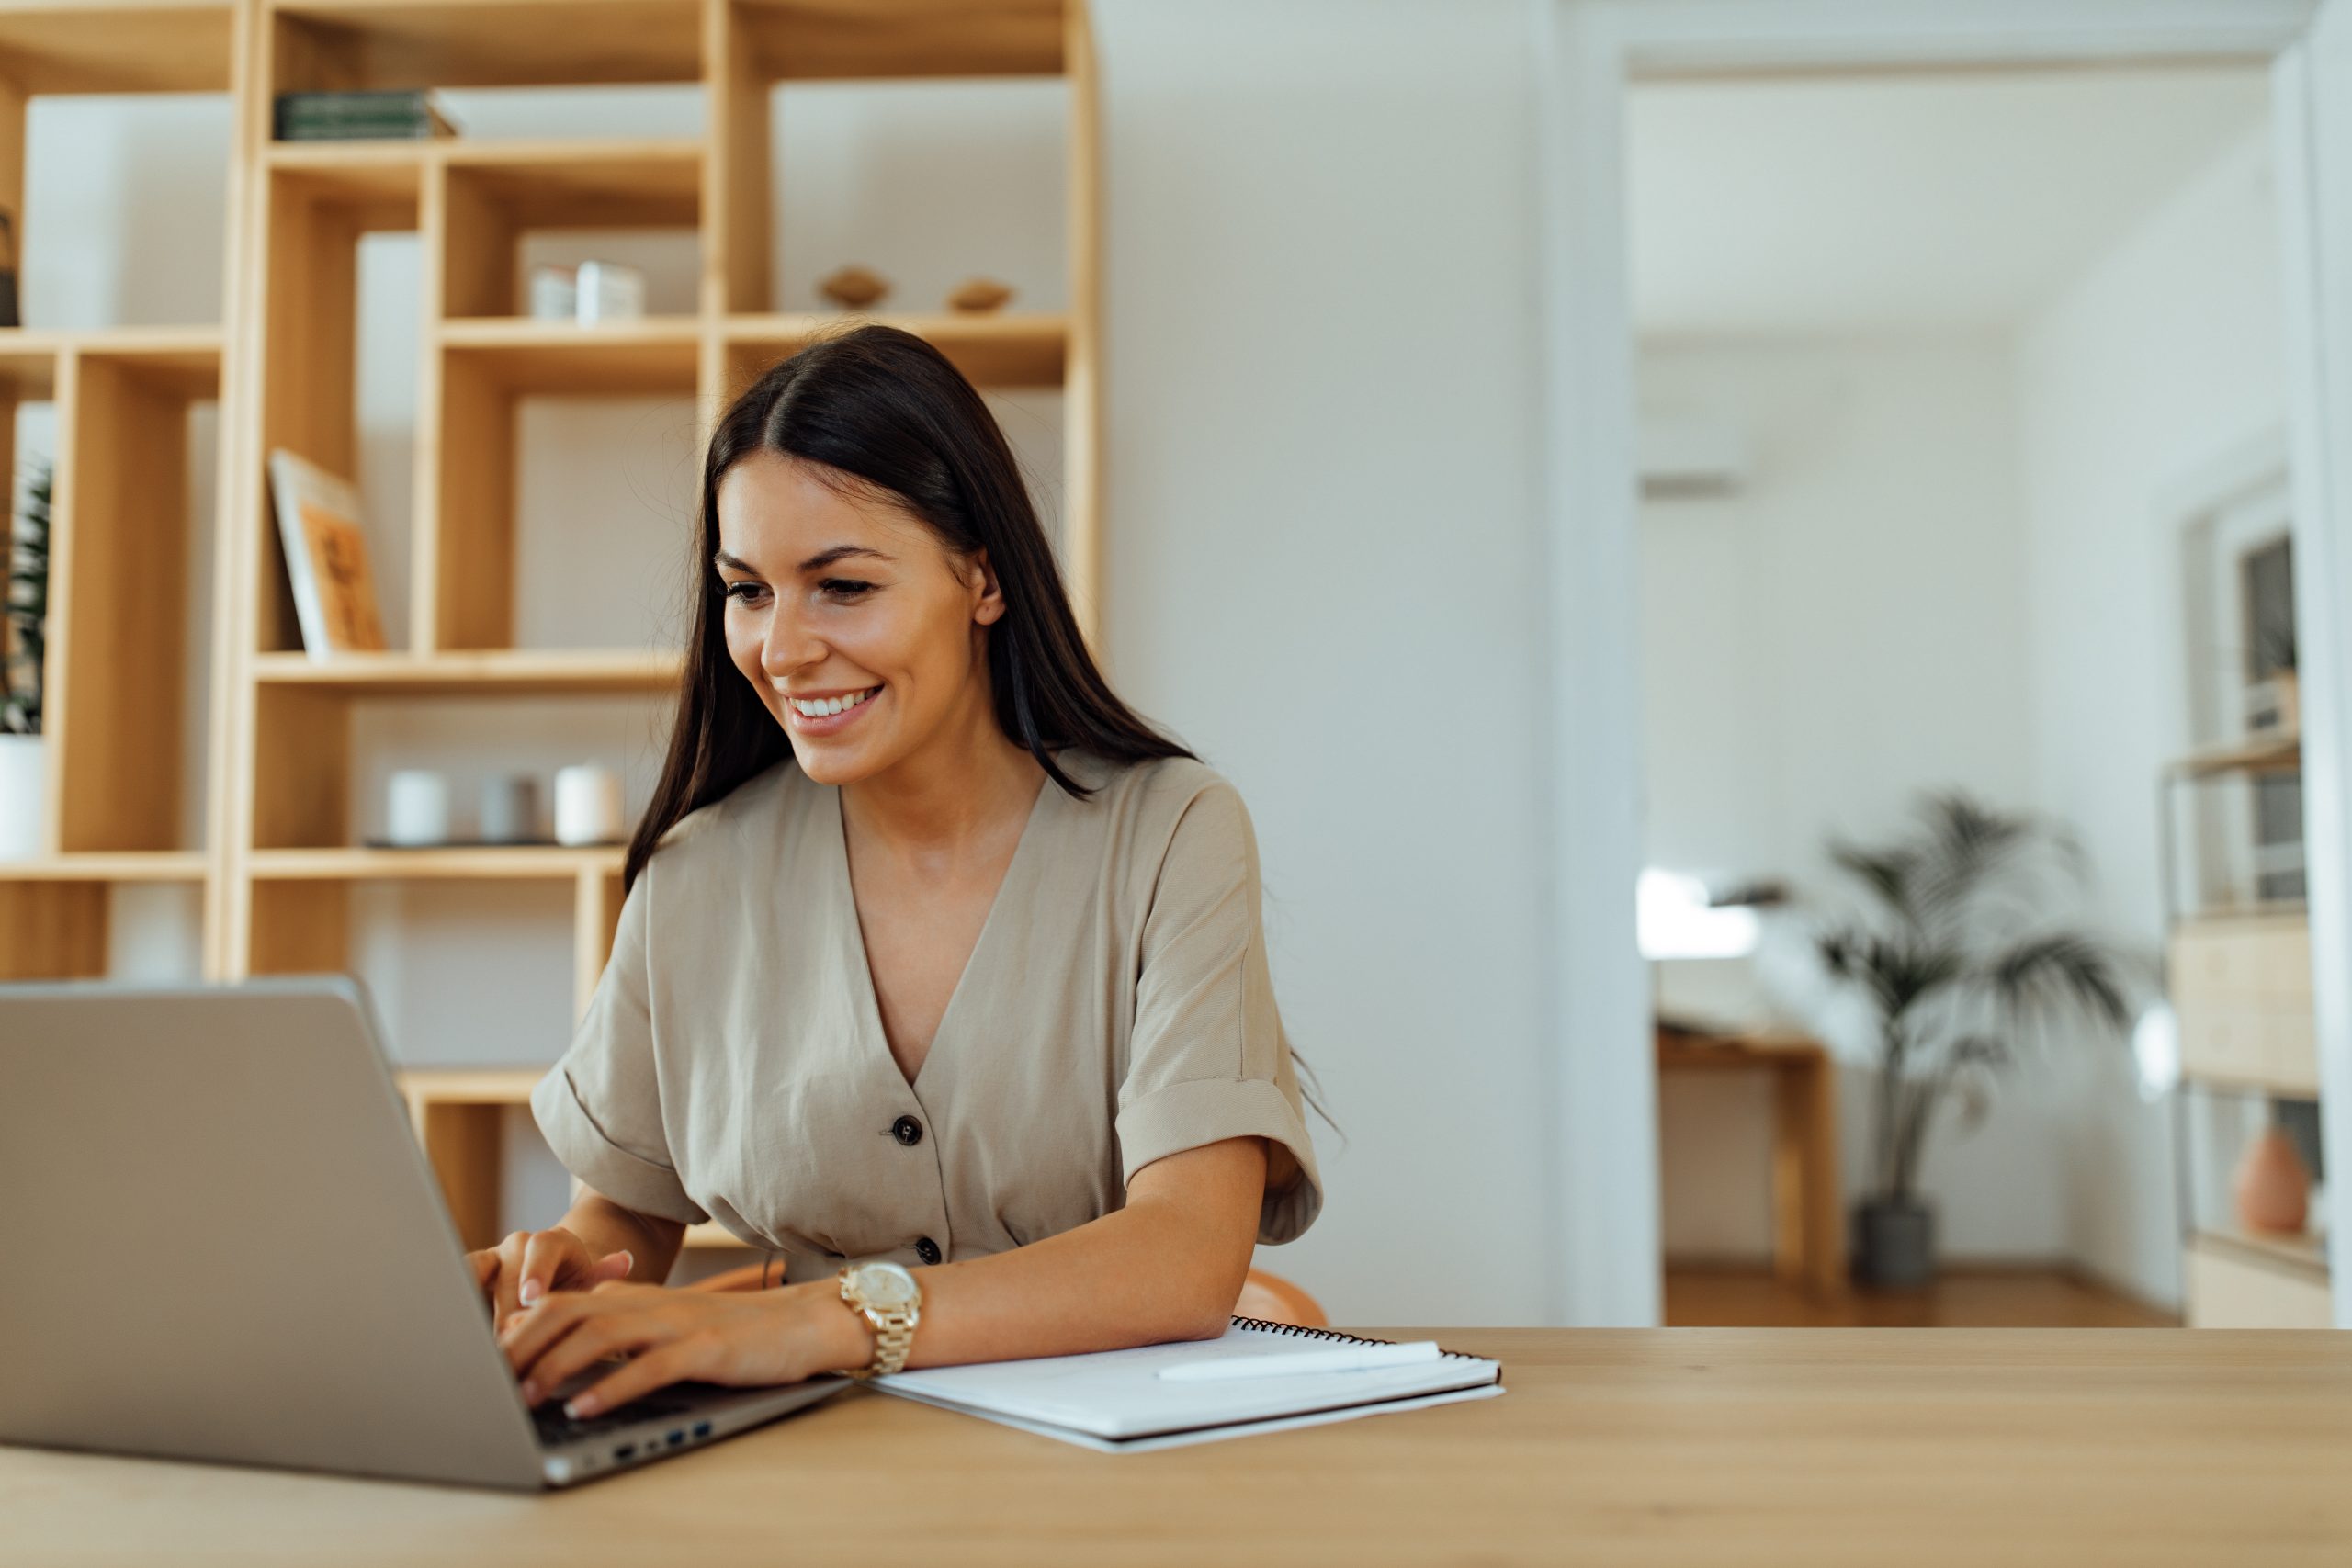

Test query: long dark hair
[625,323,1193,891]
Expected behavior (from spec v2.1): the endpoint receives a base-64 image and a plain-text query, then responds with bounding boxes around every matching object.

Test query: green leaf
[1989,933,2131,1030]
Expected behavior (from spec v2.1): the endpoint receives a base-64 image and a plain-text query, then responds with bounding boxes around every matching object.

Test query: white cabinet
[2184,1235,2334,1328]
[2170,916,2320,1095]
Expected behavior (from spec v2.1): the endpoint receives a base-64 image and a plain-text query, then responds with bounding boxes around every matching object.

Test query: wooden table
[1659,1027,1845,1297]
[6,1329,2348,1565]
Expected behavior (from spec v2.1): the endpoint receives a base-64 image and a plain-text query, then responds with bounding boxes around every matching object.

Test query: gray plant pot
[1852,1197,1936,1290]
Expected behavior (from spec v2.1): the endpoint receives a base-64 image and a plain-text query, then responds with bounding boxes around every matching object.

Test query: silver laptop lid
[0,977,548,1490]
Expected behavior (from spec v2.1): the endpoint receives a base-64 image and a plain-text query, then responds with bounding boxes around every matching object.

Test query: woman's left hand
[499,1280,862,1417]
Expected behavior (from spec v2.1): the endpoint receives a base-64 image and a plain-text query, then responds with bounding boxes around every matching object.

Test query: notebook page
[873,1323,1501,1441]
[882,1380,1505,1453]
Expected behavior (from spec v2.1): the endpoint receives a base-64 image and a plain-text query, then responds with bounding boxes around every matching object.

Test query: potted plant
[1782,793,2134,1289]
[0,457,50,860]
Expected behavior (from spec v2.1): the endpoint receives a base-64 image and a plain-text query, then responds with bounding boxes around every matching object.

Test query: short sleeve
[530,864,710,1226]
[1115,779,1323,1244]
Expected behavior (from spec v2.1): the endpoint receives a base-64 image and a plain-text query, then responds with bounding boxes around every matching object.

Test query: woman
[475,325,1323,1420]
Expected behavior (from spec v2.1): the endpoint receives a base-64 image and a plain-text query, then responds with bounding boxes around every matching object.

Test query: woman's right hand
[468,1228,635,1331]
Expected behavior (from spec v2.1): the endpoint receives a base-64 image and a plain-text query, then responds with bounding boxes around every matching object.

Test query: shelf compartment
[244,852,627,1042]
[443,137,703,220]
[395,1066,748,1252]
[2170,914,2319,1097]
[396,1066,545,1252]
[253,156,423,657]
[439,139,703,319]
[0,852,207,979]
[725,310,1066,389]
[733,0,1066,82]
[425,319,698,651]
[0,881,105,978]
[249,844,626,880]
[253,648,680,694]
[0,2,235,96]
[45,342,223,855]
[271,0,703,93]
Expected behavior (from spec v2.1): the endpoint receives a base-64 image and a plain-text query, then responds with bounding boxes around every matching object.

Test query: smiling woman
[474,325,1325,1422]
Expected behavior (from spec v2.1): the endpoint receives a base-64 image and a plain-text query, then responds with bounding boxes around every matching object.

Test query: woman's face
[714,449,1005,786]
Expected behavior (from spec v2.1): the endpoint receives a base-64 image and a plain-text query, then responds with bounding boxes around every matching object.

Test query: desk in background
[1657,1025,1845,1297]
[5,1330,2346,1564]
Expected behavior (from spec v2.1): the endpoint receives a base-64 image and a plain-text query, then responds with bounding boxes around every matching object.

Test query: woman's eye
[723,581,768,605]
[820,579,875,600]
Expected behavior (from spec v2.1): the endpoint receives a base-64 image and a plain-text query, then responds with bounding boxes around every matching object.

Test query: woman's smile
[782,682,883,736]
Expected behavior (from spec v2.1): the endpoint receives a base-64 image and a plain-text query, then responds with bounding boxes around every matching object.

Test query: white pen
[1158,1340,1443,1382]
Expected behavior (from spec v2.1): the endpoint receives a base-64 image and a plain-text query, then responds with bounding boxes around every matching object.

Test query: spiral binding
[1227,1314,1479,1362]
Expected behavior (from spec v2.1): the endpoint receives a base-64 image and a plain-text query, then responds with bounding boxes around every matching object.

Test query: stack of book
[273,90,461,142]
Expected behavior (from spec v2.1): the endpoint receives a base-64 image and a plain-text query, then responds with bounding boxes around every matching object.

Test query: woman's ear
[968,548,1008,626]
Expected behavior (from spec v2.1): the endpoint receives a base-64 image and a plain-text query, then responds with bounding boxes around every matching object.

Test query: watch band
[838,1267,922,1379]
[857,1305,917,1379]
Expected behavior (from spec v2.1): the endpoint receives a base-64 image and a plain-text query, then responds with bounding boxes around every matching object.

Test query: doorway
[1535,0,2352,1330]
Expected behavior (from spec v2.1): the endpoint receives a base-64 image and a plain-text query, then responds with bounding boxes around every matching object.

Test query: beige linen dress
[530,746,1322,1281]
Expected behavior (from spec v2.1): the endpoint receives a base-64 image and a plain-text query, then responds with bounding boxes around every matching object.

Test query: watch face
[853,1261,920,1310]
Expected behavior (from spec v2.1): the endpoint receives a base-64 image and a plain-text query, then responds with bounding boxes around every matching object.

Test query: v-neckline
[830,769,1056,1097]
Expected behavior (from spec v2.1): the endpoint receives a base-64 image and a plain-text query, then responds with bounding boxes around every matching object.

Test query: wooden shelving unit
[3,0,1101,1263]
[0,8,240,979]
[2159,735,2335,1325]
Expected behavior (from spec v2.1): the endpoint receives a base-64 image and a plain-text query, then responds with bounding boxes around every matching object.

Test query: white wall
[1095,0,1556,1324]
[1638,335,2071,1262]
[2015,126,2287,1310]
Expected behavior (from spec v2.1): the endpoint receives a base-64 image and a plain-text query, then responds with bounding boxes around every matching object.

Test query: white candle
[553,764,624,846]
[385,770,450,847]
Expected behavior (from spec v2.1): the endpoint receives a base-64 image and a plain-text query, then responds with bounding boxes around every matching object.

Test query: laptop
[0,976,846,1490]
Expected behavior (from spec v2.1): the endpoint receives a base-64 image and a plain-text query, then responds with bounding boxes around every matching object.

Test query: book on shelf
[273,90,461,142]
[266,450,388,662]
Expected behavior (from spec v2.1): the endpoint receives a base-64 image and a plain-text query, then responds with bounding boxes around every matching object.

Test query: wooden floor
[1665,1265,2178,1327]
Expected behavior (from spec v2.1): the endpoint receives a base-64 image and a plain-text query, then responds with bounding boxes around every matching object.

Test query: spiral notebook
[872,1318,1504,1453]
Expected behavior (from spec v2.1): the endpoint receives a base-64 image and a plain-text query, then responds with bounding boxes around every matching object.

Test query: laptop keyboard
[530,1395,695,1450]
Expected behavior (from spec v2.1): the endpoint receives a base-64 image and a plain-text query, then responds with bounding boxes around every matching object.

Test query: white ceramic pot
[0,732,45,861]
[554,763,624,846]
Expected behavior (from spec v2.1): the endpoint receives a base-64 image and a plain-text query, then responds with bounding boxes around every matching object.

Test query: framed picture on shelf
[266,449,388,661]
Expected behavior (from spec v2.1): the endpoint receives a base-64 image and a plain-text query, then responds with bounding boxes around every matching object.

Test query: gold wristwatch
[837,1260,923,1379]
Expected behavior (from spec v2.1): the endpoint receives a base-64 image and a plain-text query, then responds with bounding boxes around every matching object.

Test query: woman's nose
[760,604,824,677]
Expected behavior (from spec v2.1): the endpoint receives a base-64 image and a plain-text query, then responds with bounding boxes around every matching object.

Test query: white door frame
[1533,0,2352,1327]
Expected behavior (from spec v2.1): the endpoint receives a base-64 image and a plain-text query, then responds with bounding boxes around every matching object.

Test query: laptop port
[667,1430,685,1447]
[693,1421,712,1439]
[613,1444,637,1461]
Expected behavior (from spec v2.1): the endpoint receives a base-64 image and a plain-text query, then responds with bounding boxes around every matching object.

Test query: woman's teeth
[790,687,878,718]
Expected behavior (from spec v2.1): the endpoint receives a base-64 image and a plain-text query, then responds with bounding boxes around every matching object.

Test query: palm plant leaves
[1804,789,2136,1203]
[1989,932,2130,1031]
[2,457,47,736]
[1817,930,1961,1021]
[1828,843,1923,925]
